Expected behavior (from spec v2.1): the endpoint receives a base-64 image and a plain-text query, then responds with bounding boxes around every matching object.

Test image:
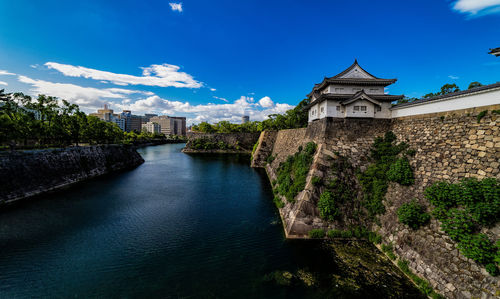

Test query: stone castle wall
[0,145,144,204]
[251,104,500,298]
[379,105,500,298]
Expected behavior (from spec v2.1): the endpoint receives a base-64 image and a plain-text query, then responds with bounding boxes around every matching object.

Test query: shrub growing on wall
[387,157,414,186]
[317,191,340,221]
[397,200,430,229]
[274,142,317,202]
[424,178,500,276]
[308,229,325,238]
[357,131,414,217]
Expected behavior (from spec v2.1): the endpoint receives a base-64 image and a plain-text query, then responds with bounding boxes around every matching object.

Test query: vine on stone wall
[424,178,500,276]
[317,154,355,222]
[274,142,317,202]
[357,131,414,218]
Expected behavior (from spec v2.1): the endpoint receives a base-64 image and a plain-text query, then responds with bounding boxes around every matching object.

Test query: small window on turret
[376,106,382,112]
[336,106,340,111]
[354,106,360,111]
[361,106,367,111]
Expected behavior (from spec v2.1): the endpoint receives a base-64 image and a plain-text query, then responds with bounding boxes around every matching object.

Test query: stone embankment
[0,145,144,204]
[251,105,500,298]
[182,132,260,154]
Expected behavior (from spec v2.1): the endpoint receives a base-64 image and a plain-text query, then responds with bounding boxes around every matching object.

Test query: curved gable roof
[331,59,379,79]
[307,60,398,97]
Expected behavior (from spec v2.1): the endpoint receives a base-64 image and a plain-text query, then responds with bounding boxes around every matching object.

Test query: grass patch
[308,229,325,239]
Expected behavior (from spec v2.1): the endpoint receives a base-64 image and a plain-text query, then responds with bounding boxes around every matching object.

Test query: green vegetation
[423,83,460,99]
[492,110,500,115]
[192,98,310,133]
[397,260,445,299]
[424,178,500,276]
[311,176,322,186]
[266,154,276,164]
[274,142,317,202]
[468,81,483,89]
[395,82,482,105]
[0,90,171,149]
[318,191,340,221]
[381,243,396,260]
[477,110,488,123]
[251,141,258,158]
[190,138,234,150]
[308,229,325,238]
[273,196,284,209]
[318,154,355,222]
[397,200,430,230]
[357,131,413,217]
[387,157,414,186]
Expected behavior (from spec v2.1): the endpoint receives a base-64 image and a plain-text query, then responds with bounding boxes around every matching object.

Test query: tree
[440,83,460,95]
[468,81,483,89]
[197,122,216,133]
[423,83,460,99]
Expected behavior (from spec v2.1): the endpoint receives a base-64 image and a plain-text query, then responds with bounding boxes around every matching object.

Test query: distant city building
[242,115,250,124]
[143,113,158,123]
[120,110,143,132]
[149,115,186,136]
[90,104,118,121]
[489,47,500,57]
[142,122,161,134]
[112,117,126,131]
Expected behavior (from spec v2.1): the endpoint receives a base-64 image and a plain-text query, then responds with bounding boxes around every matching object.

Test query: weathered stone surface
[251,105,500,299]
[0,145,144,203]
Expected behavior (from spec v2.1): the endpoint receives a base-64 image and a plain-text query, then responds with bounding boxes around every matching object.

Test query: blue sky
[0,0,499,124]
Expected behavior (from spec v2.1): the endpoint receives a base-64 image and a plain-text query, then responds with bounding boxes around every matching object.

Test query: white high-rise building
[141,122,161,134]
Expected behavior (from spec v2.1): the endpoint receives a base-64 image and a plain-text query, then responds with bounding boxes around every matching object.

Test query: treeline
[191,98,310,133]
[0,90,168,149]
[397,81,483,104]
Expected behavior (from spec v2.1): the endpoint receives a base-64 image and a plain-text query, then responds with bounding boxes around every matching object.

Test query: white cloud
[448,75,459,80]
[16,73,294,124]
[453,0,500,16]
[45,62,202,88]
[17,75,143,111]
[0,70,15,76]
[213,96,228,102]
[169,3,183,12]
[210,88,216,91]
[0,81,7,86]
[258,96,274,108]
[117,95,293,125]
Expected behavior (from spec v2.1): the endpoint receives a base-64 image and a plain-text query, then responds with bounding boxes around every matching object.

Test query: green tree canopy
[468,81,483,89]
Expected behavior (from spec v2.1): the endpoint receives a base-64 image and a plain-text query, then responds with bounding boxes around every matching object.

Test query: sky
[0,0,499,124]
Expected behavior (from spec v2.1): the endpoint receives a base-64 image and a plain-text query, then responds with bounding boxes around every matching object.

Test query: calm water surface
[0,144,421,298]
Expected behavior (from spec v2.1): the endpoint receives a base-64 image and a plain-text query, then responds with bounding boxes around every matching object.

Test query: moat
[0,144,423,298]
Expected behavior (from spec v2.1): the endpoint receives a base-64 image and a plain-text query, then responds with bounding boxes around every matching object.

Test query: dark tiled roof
[306,60,397,97]
[304,92,404,110]
[391,82,500,109]
[330,59,379,79]
[489,47,500,56]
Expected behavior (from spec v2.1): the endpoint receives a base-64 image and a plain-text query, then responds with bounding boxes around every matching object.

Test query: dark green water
[0,144,423,298]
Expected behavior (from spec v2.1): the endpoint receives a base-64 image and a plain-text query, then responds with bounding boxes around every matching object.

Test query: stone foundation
[251,105,500,298]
